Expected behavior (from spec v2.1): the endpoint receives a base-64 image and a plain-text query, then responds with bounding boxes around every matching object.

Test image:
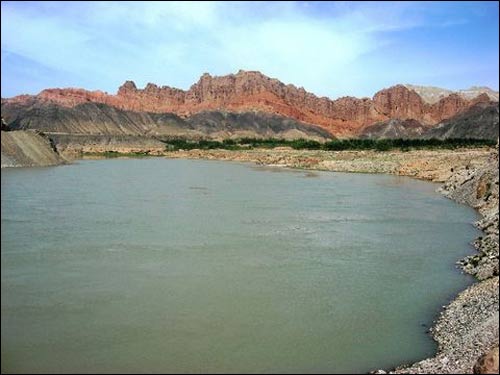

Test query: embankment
[49,134,167,156]
[1,130,66,168]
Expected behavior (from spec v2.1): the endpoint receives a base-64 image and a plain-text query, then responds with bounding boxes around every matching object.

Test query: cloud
[1,1,498,98]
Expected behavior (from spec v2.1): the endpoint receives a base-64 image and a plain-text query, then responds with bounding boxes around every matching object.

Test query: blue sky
[1,1,499,99]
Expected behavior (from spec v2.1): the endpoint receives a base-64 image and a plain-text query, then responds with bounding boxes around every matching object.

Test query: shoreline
[13,147,500,373]
[158,148,499,373]
[73,146,498,373]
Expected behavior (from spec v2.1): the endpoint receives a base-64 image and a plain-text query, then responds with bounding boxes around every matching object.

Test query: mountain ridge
[3,70,497,137]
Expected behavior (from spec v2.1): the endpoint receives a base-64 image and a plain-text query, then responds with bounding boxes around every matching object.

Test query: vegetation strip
[161,137,496,151]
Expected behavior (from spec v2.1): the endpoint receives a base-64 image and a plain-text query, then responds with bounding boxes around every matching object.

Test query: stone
[474,347,499,374]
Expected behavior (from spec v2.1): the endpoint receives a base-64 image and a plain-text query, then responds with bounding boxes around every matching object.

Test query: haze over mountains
[403,84,499,104]
[1,70,498,141]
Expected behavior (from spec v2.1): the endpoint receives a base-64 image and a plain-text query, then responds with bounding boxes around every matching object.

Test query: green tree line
[161,137,496,151]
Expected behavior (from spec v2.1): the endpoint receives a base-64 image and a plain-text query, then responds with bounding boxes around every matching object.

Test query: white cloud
[1,1,498,98]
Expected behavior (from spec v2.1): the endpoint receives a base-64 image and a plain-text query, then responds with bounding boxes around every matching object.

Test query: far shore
[74,147,492,183]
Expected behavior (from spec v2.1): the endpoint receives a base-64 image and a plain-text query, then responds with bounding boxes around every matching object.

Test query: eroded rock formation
[3,70,496,137]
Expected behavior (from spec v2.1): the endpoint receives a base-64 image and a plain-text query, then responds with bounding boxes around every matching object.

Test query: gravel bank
[390,146,499,374]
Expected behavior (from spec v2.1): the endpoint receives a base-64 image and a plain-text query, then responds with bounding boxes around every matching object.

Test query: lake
[1,158,480,373]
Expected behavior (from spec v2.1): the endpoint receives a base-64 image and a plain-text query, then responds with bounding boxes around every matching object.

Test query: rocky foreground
[155,147,498,374]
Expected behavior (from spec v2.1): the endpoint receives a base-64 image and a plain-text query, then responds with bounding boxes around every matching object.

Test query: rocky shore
[10,143,499,373]
[162,147,490,183]
[158,147,498,374]
[390,146,498,374]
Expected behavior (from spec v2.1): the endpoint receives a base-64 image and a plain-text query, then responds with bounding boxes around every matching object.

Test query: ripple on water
[1,159,480,374]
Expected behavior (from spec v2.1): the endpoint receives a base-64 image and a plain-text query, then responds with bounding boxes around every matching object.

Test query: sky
[1,1,499,99]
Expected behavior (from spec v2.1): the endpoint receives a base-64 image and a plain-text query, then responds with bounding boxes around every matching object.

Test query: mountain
[423,101,499,140]
[1,101,332,141]
[359,101,499,141]
[404,84,499,104]
[2,70,495,138]
[359,119,429,139]
[184,111,332,140]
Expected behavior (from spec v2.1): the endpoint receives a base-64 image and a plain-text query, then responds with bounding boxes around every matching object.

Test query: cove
[1,158,480,374]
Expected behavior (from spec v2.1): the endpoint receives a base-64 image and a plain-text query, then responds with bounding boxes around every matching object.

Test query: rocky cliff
[1,130,66,168]
[3,71,496,137]
[424,102,499,141]
[1,101,332,142]
[360,101,499,141]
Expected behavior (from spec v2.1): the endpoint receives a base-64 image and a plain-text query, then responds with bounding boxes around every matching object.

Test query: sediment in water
[4,142,498,373]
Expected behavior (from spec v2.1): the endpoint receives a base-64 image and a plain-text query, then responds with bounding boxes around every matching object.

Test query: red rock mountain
[3,70,494,137]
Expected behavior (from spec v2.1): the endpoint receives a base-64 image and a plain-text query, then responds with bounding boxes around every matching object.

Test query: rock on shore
[441,146,499,280]
[474,347,499,374]
[392,277,498,374]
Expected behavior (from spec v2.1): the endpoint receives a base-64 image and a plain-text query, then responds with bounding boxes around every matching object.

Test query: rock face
[1,130,66,168]
[3,71,496,137]
[359,118,429,139]
[359,101,499,140]
[474,347,499,374]
[429,93,470,123]
[1,101,332,141]
[424,102,499,141]
[184,111,332,141]
[372,85,426,120]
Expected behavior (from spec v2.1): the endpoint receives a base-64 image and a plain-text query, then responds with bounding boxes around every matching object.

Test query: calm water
[1,158,480,374]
